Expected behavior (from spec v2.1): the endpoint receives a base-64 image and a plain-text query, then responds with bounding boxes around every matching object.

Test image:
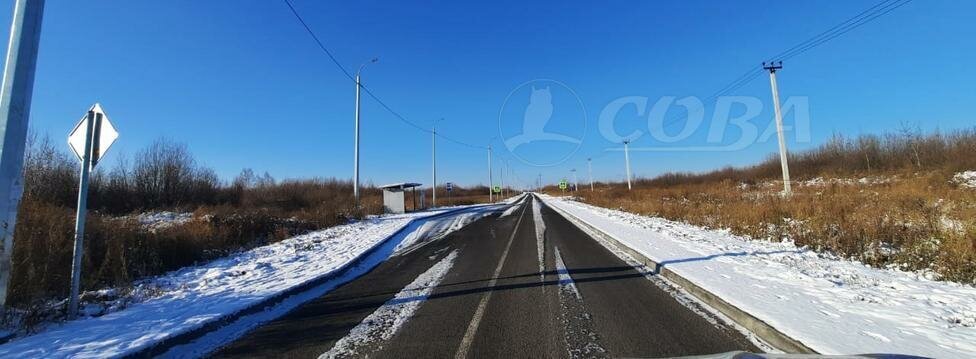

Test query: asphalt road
[214,195,757,358]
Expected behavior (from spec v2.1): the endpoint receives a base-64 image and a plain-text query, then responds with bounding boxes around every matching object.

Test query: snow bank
[0,206,488,358]
[539,194,976,358]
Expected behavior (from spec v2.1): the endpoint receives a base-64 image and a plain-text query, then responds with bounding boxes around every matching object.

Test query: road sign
[446,182,453,192]
[559,179,568,190]
[67,103,119,319]
[493,185,501,193]
[68,103,117,169]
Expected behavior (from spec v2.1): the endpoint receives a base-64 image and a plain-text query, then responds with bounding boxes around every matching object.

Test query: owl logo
[504,85,582,151]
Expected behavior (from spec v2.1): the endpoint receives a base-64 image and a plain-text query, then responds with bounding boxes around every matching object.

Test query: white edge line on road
[320,249,460,359]
[454,200,528,359]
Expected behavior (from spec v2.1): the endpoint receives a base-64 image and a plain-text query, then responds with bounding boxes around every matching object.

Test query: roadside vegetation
[549,128,976,285]
[4,133,488,330]
[7,132,499,330]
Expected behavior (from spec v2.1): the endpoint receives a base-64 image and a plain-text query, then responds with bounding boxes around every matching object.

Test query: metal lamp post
[353,57,377,206]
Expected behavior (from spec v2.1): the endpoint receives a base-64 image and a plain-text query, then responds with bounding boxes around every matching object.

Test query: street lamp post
[623,140,632,190]
[432,118,444,207]
[571,168,578,191]
[587,157,594,192]
[353,57,377,206]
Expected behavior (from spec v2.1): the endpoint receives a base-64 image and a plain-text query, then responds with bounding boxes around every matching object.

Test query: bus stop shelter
[379,182,422,213]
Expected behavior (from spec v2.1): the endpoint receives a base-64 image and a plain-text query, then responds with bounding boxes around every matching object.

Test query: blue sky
[2,1,974,188]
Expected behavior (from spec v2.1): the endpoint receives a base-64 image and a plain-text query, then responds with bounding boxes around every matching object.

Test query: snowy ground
[952,170,976,188]
[539,194,976,358]
[127,211,194,231]
[0,203,510,358]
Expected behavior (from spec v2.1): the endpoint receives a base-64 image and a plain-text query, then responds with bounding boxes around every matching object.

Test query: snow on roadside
[394,204,508,254]
[319,250,459,358]
[539,194,976,358]
[0,207,480,358]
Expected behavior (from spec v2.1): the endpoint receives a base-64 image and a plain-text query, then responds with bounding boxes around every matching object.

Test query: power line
[281,0,487,150]
[774,0,914,61]
[587,0,911,162]
[654,0,912,132]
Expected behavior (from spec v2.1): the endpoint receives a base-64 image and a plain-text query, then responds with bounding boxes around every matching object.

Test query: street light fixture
[353,57,378,206]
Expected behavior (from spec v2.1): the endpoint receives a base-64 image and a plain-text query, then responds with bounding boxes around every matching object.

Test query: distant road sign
[493,185,501,193]
[558,179,568,190]
[67,103,117,168]
[446,182,453,192]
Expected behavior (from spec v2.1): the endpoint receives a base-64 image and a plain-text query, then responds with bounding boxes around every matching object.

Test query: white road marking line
[553,246,581,300]
[319,250,460,359]
[453,201,528,359]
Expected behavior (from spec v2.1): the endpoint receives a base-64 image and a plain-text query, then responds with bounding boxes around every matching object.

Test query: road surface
[215,195,757,358]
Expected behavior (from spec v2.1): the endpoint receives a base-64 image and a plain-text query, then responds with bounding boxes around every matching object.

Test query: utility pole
[764,61,791,196]
[623,140,633,190]
[0,0,45,307]
[499,163,505,199]
[571,169,578,191]
[432,118,443,207]
[587,158,594,192]
[537,173,542,191]
[353,57,377,206]
[487,144,493,202]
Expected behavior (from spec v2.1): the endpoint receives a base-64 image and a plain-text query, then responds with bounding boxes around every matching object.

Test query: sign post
[66,103,117,319]
[445,182,453,205]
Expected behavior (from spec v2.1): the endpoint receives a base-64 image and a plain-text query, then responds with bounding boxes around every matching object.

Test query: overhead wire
[281,0,488,150]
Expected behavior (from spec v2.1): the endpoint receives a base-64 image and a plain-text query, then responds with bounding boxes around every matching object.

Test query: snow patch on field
[798,176,894,187]
[0,207,479,358]
[540,194,976,359]
[952,171,976,188]
[319,250,458,358]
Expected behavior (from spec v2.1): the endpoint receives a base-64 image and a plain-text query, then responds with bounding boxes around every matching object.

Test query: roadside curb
[537,195,817,354]
[122,205,486,358]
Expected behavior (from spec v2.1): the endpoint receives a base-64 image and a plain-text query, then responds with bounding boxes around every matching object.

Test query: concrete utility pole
[353,57,377,206]
[0,0,44,307]
[432,118,443,207]
[499,163,505,199]
[623,140,633,190]
[587,158,594,192]
[487,144,493,202]
[764,61,791,196]
[571,169,578,191]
